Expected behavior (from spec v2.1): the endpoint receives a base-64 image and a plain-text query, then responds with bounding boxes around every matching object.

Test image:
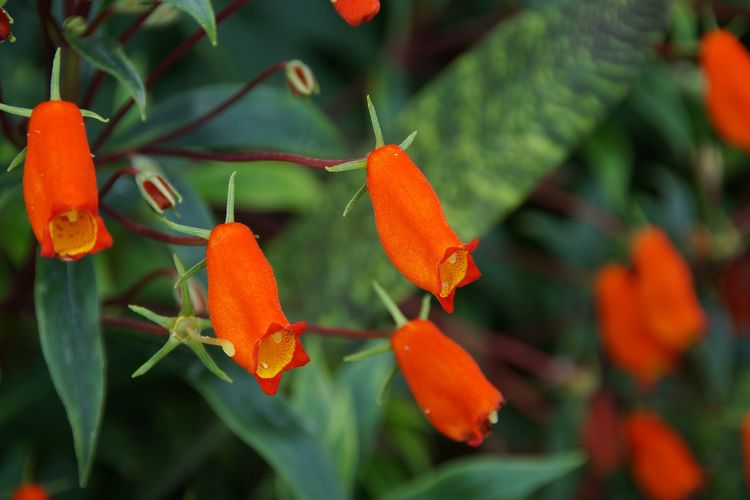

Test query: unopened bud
[286,60,319,97]
[63,16,88,36]
[133,157,183,213]
[0,9,15,43]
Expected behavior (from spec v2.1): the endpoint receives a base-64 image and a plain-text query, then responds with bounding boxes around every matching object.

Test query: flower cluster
[595,227,706,384]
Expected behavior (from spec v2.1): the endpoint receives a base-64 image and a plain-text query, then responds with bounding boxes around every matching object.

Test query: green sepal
[342,182,367,217]
[225,171,237,223]
[343,342,391,363]
[399,131,418,150]
[174,258,206,294]
[325,159,367,173]
[372,281,407,327]
[172,254,194,317]
[418,294,431,320]
[50,48,62,101]
[128,304,175,330]
[0,102,32,118]
[7,146,26,172]
[366,95,384,149]
[132,336,181,378]
[185,339,233,383]
[160,217,211,239]
[80,109,110,123]
[377,363,398,405]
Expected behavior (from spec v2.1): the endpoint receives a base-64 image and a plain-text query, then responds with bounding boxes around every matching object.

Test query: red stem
[83,5,115,36]
[102,316,168,336]
[92,0,249,152]
[137,61,288,149]
[100,203,208,246]
[99,166,139,199]
[307,324,391,339]
[116,147,355,169]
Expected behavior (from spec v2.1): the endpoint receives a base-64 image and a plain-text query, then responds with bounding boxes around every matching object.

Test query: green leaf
[383,452,585,500]
[66,33,147,120]
[188,362,346,500]
[109,84,344,156]
[269,0,670,321]
[184,161,323,213]
[163,0,217,45]
[34,257,106,487]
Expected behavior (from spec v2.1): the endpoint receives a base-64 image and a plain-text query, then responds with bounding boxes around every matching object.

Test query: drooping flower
[594,264,677,384]
[367,145,480,313]
[206,222,308,395]
[331,0,380,26]
[700,29,750,153]
[624,411,704,500]
[631,227,706,351]
[390,318,503,445]
[23,100,112,260]
[11,483,49,500]
[743,411,750,489]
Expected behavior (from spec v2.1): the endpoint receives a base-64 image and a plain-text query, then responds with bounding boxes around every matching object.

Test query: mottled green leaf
[384,452,584,500]
[163,0,217,45]
[66,34,147,119]
[270,0,670,321]
[34,257,105,487]
[188,362,345,500]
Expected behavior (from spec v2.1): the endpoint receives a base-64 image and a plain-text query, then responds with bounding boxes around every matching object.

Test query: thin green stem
[418,294,431,320]
[372,281,407,327]
[343,342,391,362]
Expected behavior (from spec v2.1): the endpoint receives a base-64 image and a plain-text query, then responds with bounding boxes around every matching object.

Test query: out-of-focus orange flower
[23,101,112,260]
[12,483,49,500]
[594,264,677,384]
[390,319,503,446]
[331,0,380,26]
[631,227,706,351]
[581,391,624,477]
[624,411,704,500]
[367,145,480,313]
[700,29,750,153]
[743,411,750,489]
[206,222,308,395]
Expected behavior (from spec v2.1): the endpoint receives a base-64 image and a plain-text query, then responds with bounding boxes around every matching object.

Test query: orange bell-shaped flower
[391,318,503,446]
[700,29,750,153]
[367,145,480,313]
[206,222,308,395]
[743,411,750,490]
[23,100,112,260]
[624,411,704,500]
[594,264,677,384]
[331,0,380,26]
[12,483,49,500]
[631,227,706,351]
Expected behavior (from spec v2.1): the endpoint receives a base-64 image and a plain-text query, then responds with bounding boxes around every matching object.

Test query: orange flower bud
[12,483,49,500]
[700,29,750,153]
[743,411,750,489]
[623,411,704,500]
[206,222,308,395]
[23,100,112,260]
[631,227,706,351]
[331,0,380,26]
[594,264,677,384]
[367,145,480,313]
[391,319,503,446]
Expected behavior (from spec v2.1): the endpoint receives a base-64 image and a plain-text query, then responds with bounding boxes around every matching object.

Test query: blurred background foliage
[0,0,749,498]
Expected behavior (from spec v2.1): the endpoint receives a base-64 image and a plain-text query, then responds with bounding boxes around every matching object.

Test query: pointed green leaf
[163,0,217,45]
[128,304,174,330]
[34,257,105,487]
[384,452,584,500]
[6,147,26,172]
[132,336,181,378]
[66,33,147,119]
[342,182,367,217]
[188,362,346,500]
